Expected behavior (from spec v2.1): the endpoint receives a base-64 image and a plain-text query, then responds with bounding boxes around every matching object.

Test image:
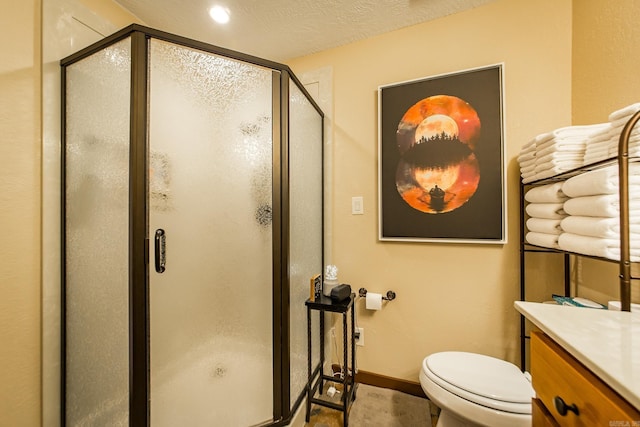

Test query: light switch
[352,196,364,214]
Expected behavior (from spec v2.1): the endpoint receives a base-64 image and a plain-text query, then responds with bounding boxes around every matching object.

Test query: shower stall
[61,24,323,426]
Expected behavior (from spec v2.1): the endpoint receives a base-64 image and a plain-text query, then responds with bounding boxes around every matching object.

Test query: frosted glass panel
[289,80,323,407]
[65,38,131,426]
[148,39,274,426]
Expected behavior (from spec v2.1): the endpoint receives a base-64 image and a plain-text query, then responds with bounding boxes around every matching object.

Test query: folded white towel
[587,123,612,140]
[607,247,640,261]
[587,135,613,145]
[534,161,582,174]
[582,153,610,166]
[563,194,640,217]
[551,123,610,139]
[519,157,536,168]
[584,145,611,155]
[518,152,536,163]
[533,132,555,144]
[536,140,586,153]
[558,232,640,261]
[610,119,640,134]
[533,168,572,181]
[561,164,640,197]
[526,202,567,219]
[560,216,640,239]
[587,136,616,147]
[526,231,560,249]
[608,129,640,144]
[536,154,585,168]
[527,218,563,234]
[608,103,640,122]
[525,182,567,203]
[536,144,585,158]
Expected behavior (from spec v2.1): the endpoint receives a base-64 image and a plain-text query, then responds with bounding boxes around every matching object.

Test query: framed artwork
[378,64,506,243]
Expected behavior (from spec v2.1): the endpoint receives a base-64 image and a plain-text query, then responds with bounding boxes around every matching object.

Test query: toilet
[419,352,534,427]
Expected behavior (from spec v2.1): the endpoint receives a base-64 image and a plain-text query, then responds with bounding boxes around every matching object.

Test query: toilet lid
[426,352,534,404]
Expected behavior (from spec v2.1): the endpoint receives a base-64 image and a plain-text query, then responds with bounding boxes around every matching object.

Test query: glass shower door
[147,39,275,426]
[64,37,132,427]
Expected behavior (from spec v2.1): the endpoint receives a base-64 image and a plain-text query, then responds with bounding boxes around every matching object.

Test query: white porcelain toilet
[419,352,534,427]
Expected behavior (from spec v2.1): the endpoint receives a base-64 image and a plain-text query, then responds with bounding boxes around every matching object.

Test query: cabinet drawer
[533,397,560,427]
[531,331,640,426]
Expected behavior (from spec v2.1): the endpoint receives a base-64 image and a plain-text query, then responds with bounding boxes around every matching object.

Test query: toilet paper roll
[365,292,382,310]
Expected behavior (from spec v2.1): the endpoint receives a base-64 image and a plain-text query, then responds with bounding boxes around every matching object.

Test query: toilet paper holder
[358,287,396,301]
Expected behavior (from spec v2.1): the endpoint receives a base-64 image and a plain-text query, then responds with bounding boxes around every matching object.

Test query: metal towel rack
[617,110,640,312]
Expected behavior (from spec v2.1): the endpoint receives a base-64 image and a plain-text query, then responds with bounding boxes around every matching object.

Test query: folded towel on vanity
[562,164,640,197]
[558,233,640,261]
[526,232,560,249]
[524,182,567,203]
[560,216,640,239]
[527,218,563,235]
[563,194,640,217]
[525,203,567,219]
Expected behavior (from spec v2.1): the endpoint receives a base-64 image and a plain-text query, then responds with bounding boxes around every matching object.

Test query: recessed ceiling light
[209,5,230,24]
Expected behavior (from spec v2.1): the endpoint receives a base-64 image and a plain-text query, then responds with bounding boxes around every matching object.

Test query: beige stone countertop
[514,301,640,409]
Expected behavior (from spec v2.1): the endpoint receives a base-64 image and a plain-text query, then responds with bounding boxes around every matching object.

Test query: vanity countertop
[514,301,640,409]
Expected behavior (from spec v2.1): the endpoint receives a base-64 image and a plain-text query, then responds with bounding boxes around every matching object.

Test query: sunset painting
[395,95,481,214]
[378,64,505,243]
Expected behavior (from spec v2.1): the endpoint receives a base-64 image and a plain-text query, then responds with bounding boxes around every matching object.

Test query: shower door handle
[155,229,166,273]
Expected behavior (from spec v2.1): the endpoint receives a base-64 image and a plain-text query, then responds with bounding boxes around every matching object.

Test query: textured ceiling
[113,0,494,62]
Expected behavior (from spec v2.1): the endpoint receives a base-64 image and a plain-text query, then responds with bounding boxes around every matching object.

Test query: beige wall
[571,0,640,305]
[0,0,42,424]
[0,0,137,425]
[42,2,140,425]
[288,0,572,381]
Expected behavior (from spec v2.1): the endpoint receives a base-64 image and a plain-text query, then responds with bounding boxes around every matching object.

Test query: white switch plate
[352,196,364,214]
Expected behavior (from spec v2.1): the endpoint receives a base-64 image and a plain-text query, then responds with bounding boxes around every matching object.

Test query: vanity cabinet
[531,330,640,426]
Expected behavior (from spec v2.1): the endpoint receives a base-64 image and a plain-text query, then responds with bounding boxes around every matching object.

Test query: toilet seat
[422,352,534,414]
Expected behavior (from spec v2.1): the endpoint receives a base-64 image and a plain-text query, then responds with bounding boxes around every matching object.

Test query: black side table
[305,294,357,427]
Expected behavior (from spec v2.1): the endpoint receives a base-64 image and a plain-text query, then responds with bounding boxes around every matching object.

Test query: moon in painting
[414,114,459,142]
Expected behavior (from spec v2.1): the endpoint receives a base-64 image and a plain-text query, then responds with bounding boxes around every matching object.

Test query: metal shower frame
[60,23,324,426]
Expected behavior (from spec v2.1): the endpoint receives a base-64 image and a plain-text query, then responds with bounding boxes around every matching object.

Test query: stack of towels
[524,182,567,248]
[583,103,640,165]
[518,123,609,183]
[524,164,640,261]
[518,102,640,180]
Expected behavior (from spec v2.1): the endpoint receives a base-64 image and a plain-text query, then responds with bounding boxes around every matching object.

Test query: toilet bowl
[419,352,534,427]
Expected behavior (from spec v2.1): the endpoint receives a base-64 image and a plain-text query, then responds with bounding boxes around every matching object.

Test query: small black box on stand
[330,284,351,302]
